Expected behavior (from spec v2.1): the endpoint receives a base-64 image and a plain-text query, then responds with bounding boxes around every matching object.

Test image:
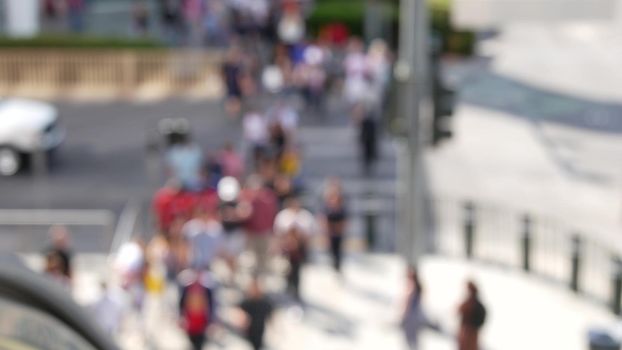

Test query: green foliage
[0,35,163,49]
[308,0,474,55]
[308,0,398,37]
[428,0,475,55]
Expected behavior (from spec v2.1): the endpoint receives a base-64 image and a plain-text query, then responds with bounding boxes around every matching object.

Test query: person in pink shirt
[219,142,245,180]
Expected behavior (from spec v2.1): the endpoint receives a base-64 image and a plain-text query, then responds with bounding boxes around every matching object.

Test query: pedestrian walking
[114,238,147,312]
[219,142,245,180]
[66,0,86,33]
[223,47,245,117]
[367,39,391,109]
[320,178,349,272]
[179,270,216,350]
[274,197,316,238]
[164,132,204,192]
[132,0,150,37]
[353,103,379,177]
[343,37,371,106]
[90,281,125,337]
[165,218,191,281]
[182,206,227,271]
[243,110,269,166]
[238,279,274,350]
[401,267,426,350]
[159,0,184,45]
[281,225,306,301]
[458,281,487,350]
[239,175,278,276]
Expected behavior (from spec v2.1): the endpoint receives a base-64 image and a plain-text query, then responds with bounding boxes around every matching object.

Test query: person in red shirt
[238,175,278,276]
[153,180,182,233]
[179,271,215,350]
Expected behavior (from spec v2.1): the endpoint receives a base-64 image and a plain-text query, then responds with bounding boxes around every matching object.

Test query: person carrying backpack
[179,271,215,350]
[458,281,486,350]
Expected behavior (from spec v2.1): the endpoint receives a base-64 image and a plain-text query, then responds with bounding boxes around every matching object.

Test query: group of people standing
[142,130,349,349]
[155,0,310,47]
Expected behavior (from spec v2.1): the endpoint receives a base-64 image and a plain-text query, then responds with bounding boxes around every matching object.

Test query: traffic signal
[432,83,455,145]
[430,32,456,146]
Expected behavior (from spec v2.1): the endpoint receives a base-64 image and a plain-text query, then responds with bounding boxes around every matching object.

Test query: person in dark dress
[239,280,274,350]
[458,281,486,350]
[321,178,348,272]
[352,103,379,177]
[401,267,426,350]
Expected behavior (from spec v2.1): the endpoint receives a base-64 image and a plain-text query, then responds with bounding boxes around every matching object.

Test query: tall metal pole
[365,0,383,44]
[397,0,429,265]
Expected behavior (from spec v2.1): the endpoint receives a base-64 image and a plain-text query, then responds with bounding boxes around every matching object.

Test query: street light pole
[396,0,429,265]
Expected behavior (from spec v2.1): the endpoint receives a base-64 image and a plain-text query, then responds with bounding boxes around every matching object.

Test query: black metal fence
[430,196,622,315]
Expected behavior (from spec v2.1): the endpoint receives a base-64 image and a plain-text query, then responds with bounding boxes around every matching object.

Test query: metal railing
[0,49,224,100]
[430,196,622,314]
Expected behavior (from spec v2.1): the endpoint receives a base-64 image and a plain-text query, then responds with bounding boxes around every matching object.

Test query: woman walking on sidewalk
[458,281,486,350]
[401,267,426,350]
[321,178,349,273]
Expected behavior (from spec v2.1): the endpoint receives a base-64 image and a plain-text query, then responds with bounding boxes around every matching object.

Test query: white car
[0,99,64,176]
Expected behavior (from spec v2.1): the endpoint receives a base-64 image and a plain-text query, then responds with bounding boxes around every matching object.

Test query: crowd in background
[34,2,489,349]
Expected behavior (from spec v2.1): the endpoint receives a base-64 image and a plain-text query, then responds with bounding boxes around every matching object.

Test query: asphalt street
[0,100,237,212]
[0,96,398,253]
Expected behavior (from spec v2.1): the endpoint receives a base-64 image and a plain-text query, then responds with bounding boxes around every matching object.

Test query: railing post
[611,257,622,315]
[570,235,581,293]
[464,201,475,259]
[521,214,532,272]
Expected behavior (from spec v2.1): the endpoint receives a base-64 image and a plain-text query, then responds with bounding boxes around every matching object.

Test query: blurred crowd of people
[42,0,89,33]
[41,223,486,350]
[36,2,488,349]
[109,116,349,349]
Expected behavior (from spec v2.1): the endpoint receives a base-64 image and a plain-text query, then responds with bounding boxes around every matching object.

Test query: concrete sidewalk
[419,255,619,350]
[429,19,622,254]
[23,253,618,350]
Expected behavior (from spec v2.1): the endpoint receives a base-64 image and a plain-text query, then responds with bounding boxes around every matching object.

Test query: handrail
[107,200,141,266]
[429,194,622,313]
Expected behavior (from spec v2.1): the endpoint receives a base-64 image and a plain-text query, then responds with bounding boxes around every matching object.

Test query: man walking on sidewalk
[239,175,278,276]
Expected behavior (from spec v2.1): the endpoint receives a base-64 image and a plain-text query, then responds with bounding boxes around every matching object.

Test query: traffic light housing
[430,32,456,146]
[432,84,455,144]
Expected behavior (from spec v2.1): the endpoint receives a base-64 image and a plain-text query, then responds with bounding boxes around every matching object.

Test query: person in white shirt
[266,100,299,142]
[343,37,372,106]
[90,281,126,337]
[274,197,317,239]
[243,110,269,166]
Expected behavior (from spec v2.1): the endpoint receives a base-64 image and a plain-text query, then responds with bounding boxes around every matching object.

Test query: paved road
[0,95,398,252]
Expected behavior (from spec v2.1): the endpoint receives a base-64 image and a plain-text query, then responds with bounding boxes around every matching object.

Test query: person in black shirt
[321,178,349,272]
[222,47,244,116]
[239,279,274,350]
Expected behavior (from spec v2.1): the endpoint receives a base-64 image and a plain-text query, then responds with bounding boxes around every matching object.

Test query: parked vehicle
[0,99,64,176]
